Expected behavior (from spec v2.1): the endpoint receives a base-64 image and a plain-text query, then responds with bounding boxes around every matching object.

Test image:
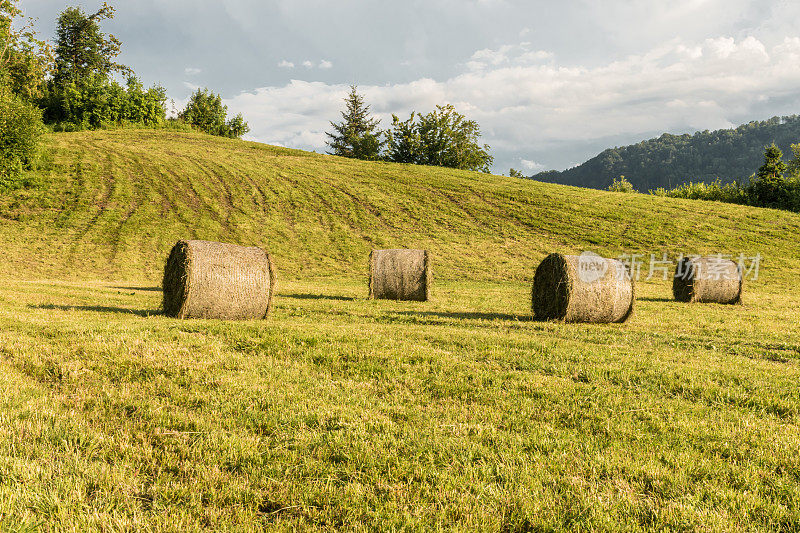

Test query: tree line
[534,116,800,192]
[325,86,493,173]
[608,143,800,212]
[1,1,248,188]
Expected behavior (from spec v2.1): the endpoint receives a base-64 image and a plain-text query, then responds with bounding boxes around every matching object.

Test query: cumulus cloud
[184,67,202,75]
[226,36,800,172]
[466,43,553,71]
[521,160,545,172]
[278,59,333,71]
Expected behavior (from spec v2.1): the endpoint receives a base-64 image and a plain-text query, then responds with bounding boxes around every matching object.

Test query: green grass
[1,279,799,530]
[0,130,799,530]
[1,130,799,285]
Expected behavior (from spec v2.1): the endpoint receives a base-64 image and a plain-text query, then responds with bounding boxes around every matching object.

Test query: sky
[18,0,800,174]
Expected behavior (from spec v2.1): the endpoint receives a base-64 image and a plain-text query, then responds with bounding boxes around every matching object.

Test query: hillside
[533,115,800,191]
[2,129,799,287]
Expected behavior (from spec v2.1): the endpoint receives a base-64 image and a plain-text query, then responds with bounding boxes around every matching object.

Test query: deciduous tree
[385,104,493,172]
[52,3,127,88]
[179,88,249,138]
[0,0,51,100]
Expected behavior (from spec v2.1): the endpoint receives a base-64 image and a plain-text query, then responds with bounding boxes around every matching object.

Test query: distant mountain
[532,116,800,191]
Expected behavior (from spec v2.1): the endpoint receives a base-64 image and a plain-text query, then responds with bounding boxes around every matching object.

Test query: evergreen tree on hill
[326,85,383,160]
[756,143,788,181]
[749,143,795,209]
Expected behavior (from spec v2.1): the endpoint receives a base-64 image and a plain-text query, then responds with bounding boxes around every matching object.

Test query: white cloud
[319,60,333,69]
[226,36,800,172]
[521,159,545,172]
[466,43,553,71]
[182,81,200,91]
[302,60,314,69]
[278,60,295,68]
[184,67,202,75]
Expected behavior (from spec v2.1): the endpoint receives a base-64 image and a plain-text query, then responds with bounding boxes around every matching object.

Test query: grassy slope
[1,130,799,285]
[0,130,799,530]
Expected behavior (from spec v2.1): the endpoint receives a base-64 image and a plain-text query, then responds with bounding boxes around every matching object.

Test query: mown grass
[0,277,799,531]
[0,130,799,286]
[0,130,799,530]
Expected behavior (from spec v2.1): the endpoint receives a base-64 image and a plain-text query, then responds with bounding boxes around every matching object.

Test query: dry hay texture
[532,253,635,323]
[162,240,277,320]
[672,256,743,304]
[369,249,431,301]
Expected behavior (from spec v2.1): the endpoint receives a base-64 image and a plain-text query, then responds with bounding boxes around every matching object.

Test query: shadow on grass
[30,304,159,317]
[281,293,357,302]
[638,297,675,303]
[111,286,162,292]
[392,310,535,322]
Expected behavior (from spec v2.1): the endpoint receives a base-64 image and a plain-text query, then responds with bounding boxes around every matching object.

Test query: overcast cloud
[19,0,800,173]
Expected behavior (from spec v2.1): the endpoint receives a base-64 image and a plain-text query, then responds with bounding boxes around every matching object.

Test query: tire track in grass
[272,170,382,267]
[195,160,238,228]
[166,158,231,235]
[106,149,158,265]
[64,146,117,269]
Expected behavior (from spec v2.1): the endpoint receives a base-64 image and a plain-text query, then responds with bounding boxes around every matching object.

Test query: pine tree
[326,85,382,160]
[756,143,787,181]
[750,143,792,208]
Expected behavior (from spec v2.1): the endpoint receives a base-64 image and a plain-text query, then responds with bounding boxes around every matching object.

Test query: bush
[650,179,748,204]
[607,176,636,193]
[745,177,800,211]
[0,87,44,189]
[41,75,166,130]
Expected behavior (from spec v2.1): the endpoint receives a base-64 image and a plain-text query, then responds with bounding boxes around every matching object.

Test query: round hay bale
[532,253,635,323]
[162,240,277,320]
[672,256,742,304]
[369,249,431,301]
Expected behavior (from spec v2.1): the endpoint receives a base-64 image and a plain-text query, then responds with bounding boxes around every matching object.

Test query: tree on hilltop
[326,85,383,160]
[1,0,52,100]
[1,0,48,187]
[749,143,794,209]
[179,88,250,139]
[756,143,787,181]
[385,112,421,164]
[51,3,128,88]
[385,104,493,173]
[41,2,168,129]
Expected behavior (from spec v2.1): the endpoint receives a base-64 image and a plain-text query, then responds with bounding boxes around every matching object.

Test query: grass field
[2,130,799,284]
[0,130,799,530]
[1,278,799,530]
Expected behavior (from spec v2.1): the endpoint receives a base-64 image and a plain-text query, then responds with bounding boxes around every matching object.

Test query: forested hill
[532,115,800,191]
